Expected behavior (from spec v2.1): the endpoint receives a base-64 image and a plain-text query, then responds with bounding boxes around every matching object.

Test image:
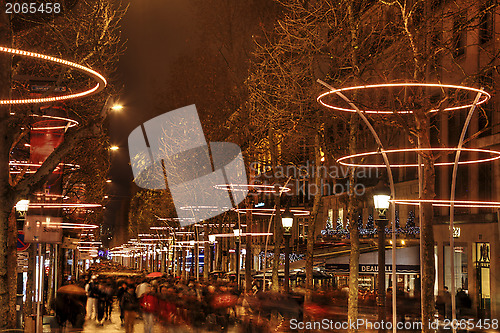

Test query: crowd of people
[48,262,476,332]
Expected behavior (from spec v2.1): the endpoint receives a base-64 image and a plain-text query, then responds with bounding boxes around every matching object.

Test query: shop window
[475,242,491,318]
[444,245,468,292]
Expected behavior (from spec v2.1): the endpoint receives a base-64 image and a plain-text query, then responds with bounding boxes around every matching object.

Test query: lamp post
[281,207,294,294]
[233,225,241,290]
[373,180,390,331]
[189,240,195,278]
[209,235,216,273]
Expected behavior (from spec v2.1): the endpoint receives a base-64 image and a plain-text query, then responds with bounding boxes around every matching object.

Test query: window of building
[453,12,467,58]
[444,245,468,292]
[479,2,494,44]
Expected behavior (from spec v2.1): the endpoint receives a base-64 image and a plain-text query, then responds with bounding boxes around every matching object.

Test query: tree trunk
[305,130,323,300]
[270,129,281,292]
[347,115,360,333]
[415,113,436,332]
[272,190,281,292]
[0,7,16,328]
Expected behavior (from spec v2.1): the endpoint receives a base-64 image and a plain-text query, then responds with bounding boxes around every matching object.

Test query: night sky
[106,0,279,245]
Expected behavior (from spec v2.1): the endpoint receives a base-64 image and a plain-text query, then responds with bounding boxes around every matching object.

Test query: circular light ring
[0,46,107,105]
[10,161,80,171]
[317,83,490,114]
[391,199,500,208]
[337,148,500,168]
[41,222,98,229]
[155,216,195,223]
[179,205,232,211]
[30,114,79,130]
[214,184,291,193]
[28,203,102,209]
[33,193,70,200]
[209,232,273,238]
[234,208,310,216]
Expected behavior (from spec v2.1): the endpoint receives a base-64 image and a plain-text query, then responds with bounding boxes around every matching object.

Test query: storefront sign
[325,263,420,274]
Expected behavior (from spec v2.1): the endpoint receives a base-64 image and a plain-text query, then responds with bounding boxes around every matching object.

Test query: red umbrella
[211,293,238,309]
[146,272,163,278]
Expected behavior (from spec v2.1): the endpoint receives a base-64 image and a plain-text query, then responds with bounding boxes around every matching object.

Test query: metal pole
[448,91,482,331]
[195,226,199,281]
[235,239,240,290]
[377,218,387,330]
[318,79,398,333]
[284,233,291,294]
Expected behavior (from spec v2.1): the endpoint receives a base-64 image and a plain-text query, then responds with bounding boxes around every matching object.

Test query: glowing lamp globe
[16,199,30,212]
[373,180,391,213]
[281,208,294,230]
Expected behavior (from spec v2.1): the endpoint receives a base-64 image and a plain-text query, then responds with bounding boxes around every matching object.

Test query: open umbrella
[57,284,87,296]
[146,272,163,278]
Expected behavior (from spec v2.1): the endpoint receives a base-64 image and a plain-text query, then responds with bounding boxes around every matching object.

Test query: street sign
[24,215,63,243]
[62,236,79,249]
[17,231,30,251]
[17,252,28,273]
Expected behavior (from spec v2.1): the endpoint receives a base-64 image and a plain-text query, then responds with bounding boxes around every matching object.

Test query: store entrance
[475,242,491,319]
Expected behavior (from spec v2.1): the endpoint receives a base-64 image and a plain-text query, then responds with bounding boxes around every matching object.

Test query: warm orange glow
[337,147,500,168]
[41,222,98,229]
[30,114,79,130]
[0,46,106,104]
[391,199,500,208]
[110,145,119,151]
[179,205,232,211]
[214,184,291,193]
[111,104,124,111]
[209,232,273,238]
[317,83,490,114]
[235,208,310,216]
[10,161,79,174]
[29,203,102,209]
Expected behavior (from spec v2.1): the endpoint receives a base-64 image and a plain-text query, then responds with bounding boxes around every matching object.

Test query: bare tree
[0,1,126,327]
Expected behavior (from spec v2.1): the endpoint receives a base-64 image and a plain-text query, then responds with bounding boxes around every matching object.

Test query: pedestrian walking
[85,275,99,321]
[140,289,158,333]
[104,283,114,321]
[117,282,128,326]
[121,285,139,333]
[96,282,107,325]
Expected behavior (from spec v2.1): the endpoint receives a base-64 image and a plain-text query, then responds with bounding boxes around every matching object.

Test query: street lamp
[233,225,241,289]
[373,180,390,330]
[281,207,294,294]
[109,145,119,151]
[111,104,124,111]
[16,199,30,216]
